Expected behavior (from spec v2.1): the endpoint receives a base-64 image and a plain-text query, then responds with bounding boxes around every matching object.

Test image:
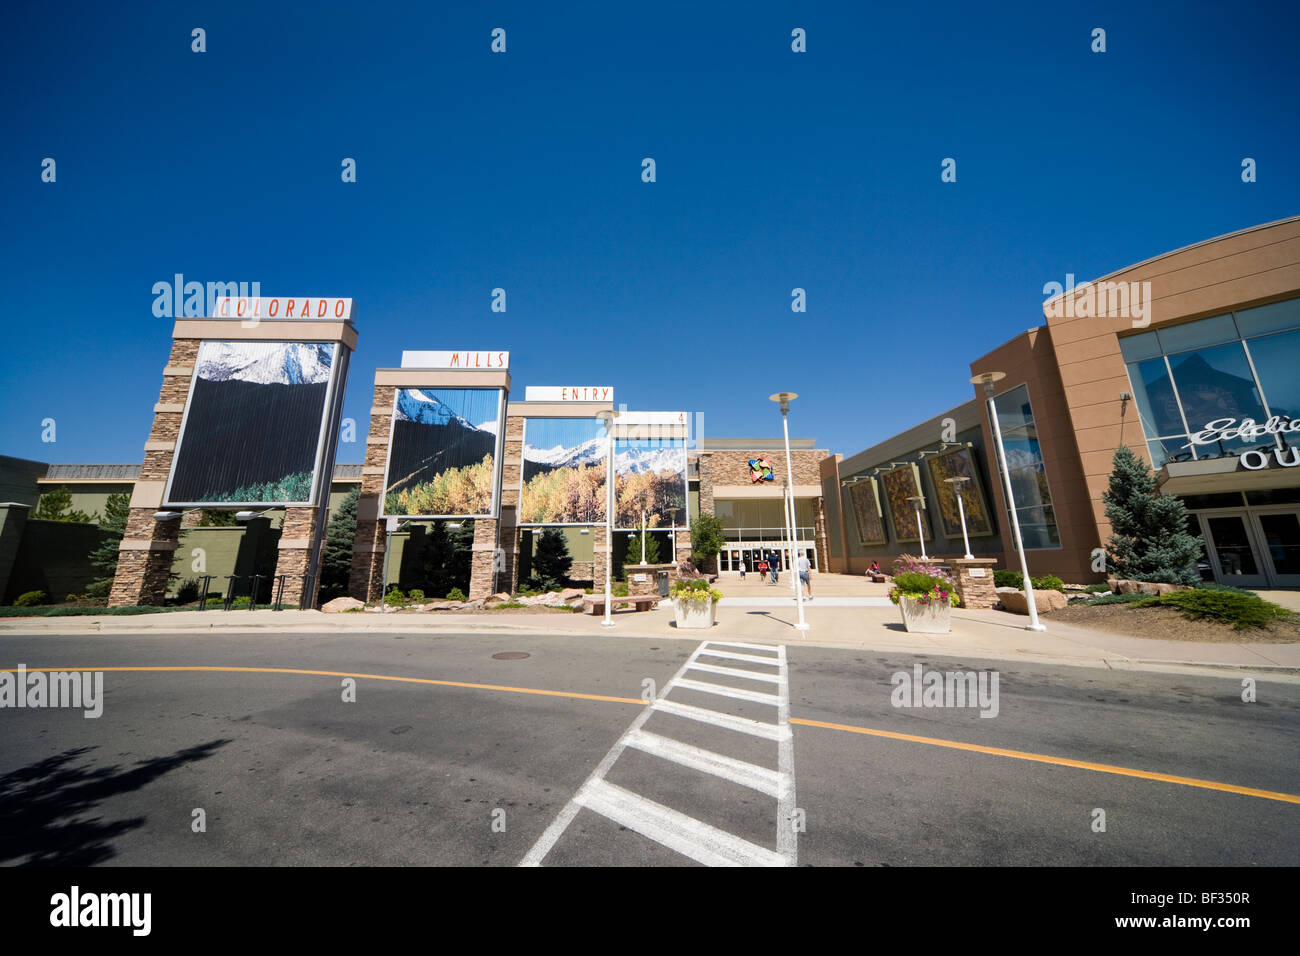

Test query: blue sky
[3,0,1298,466]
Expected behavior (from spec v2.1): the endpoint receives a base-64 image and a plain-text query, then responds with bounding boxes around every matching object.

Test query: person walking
[757,558,769,581]
[739,559,746,580]
[797,553,813,600]
[769,552,779,585]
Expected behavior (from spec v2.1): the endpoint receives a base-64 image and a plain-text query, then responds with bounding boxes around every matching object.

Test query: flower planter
[672,597,716,629]
[898,595,951,634]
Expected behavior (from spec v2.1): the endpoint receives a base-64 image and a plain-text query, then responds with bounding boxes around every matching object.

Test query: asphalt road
[1,630,1296,866]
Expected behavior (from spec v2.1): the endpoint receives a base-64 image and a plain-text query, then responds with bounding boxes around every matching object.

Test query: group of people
[737,552,813,599]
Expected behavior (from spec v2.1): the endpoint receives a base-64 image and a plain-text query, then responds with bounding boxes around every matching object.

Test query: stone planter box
[672,597,716,629]
[898,596,951,634]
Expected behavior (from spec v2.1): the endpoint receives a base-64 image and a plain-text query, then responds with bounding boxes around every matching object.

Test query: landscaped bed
[1047,591,1300,643]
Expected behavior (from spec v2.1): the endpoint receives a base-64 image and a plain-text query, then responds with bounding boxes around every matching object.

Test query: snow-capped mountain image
[395,388,482,430]
[613,443,686,476]
[524,435,606,469]
[195,341,335,386]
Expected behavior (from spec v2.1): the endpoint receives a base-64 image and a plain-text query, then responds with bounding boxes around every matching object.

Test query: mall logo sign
[1043,274,1153,327]
[1187,416,1300,470]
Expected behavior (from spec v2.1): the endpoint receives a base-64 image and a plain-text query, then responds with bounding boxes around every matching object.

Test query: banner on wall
[845,477,887,546]
[165,340,345,506]
[880,463,925,543]
[381,387,506,518]
[519,417,608,524]
[924,445,994,538]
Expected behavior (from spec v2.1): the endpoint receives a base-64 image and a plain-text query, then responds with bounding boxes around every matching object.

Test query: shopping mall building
[2,217,1297,603]
[819,217,1300,589]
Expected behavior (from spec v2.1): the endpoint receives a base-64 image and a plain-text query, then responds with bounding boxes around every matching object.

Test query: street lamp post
[769,392,808,632]
[639,491,648,566]
[780,478,798,597]
[906,495,927,560]
[945,475,974,559]
[598,410,616,628]
[971,371,1045,632]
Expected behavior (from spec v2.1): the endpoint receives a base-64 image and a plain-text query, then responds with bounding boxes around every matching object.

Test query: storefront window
[1245,327,1300,419]
[1167,342,1267,431]
[992,385,1060,549]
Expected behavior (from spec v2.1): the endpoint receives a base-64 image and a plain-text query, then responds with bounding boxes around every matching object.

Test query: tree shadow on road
[0,740,230,866]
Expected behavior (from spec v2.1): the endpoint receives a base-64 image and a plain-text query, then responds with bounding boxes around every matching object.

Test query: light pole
[906,495,927,560]
[598,409,616,628]
[639,491,648,565]
[780,477,798,597]
[971,371,1045,632]
[945,475,974,559]
[769,392,808,632]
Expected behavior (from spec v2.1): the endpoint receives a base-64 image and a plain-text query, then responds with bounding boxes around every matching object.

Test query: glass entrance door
[1254,510,1300,587]
[1199,513,1269,588]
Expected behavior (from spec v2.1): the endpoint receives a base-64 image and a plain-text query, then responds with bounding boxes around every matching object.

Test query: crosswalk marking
[623,729,788,798]
[652,698,790,741]
[686,661,782,684]
[703,640,781,654]
[575,779,787,867]
[673,677,781,706]
[521,640,797,866]
[696,648,783,666]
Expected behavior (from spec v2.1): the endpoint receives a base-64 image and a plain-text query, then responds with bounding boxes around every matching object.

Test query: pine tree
[34,486,95,523]
[626,530,661,564]
[1102,446,1203,585]
[85,492,130,599]
[532,528,573,590]
[319,487,359,599]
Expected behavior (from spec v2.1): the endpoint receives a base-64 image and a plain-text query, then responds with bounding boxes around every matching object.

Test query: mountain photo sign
[165,339,343,506]
[382,387,505,518]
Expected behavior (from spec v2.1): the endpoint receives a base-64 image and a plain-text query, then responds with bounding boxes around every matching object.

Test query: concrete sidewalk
[4,593,1298,680]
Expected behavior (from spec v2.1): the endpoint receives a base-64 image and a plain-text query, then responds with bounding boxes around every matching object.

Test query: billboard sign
[519,417,608,524]
[382,387,506,518]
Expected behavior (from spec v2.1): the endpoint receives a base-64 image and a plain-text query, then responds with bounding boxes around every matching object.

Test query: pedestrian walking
[739,560,746,580]
[769,552,779,584]
[797,553,812,600]
[757,558,769,580]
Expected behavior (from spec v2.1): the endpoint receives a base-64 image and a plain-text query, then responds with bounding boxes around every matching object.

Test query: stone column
[108,338,200,607]
[951,557,998,609]
[276,505,321,608]
[469,518,500,597]
[813,495,830,572]
[109,508,182,606]
[592,525,610,587]
[349,384,395,604]
[498,412,525,593]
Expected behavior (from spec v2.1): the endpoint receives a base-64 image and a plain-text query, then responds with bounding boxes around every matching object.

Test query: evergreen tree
[532,528,573,590]
[1102,446,1203,585]
[85,492,130,599]
[689,514,726,572]
[319,487,359,599]
[625,530,661,564]
[34,486,95,523]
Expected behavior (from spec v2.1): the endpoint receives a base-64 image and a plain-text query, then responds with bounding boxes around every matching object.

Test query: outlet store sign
[1187,416,1300,470]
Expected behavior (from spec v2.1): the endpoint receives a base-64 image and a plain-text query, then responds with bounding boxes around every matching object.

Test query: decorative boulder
[559,588,585,603]
[321,597,364,613]
[998,587,1067,614]
[483,592,513,608]
[1112,578,1189,596]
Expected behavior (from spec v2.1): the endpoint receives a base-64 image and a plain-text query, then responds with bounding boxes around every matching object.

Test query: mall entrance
[718,541,817,574]
[1191,504,1300,588]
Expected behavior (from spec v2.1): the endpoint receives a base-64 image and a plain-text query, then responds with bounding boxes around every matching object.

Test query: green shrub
[384,589,406,607]
[1085,593,1148,606]
[1084,583,1111,593]
[408,589,426,602]
[1133,590,1289,630]
[230,596,252,609]
[1193,582,1258,598]
[1032,575,1066,593]
[14,590,48,607]
[889,564,959,607]
[446,587,466,601]
[0,604,173,617]
[495,601,528,609]
[613,582,629,597]
[993,569,1023,589]
[176,578,201,604]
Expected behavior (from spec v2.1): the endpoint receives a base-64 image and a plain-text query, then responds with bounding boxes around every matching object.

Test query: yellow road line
[19,665,644,706]
[789,716,1300,805]
[17,665,1297,804]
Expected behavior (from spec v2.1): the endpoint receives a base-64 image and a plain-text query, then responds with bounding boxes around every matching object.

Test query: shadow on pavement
[0,740,230,866]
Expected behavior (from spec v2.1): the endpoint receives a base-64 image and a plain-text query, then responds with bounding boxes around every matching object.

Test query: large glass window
[1119,293,1300,463]
[992,385,1060,549]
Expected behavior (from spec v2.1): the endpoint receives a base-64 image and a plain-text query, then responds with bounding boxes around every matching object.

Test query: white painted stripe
[624,729,788,798]
[576,779,787,867]
[705,641,781,653]
[673,677,780,706]
[697,648,784,666]
[775,643,798,866]
[652,698,790,741]
[687,661,782,684]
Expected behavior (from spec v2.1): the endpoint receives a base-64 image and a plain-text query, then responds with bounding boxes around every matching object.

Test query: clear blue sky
[3,0,1297,465]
